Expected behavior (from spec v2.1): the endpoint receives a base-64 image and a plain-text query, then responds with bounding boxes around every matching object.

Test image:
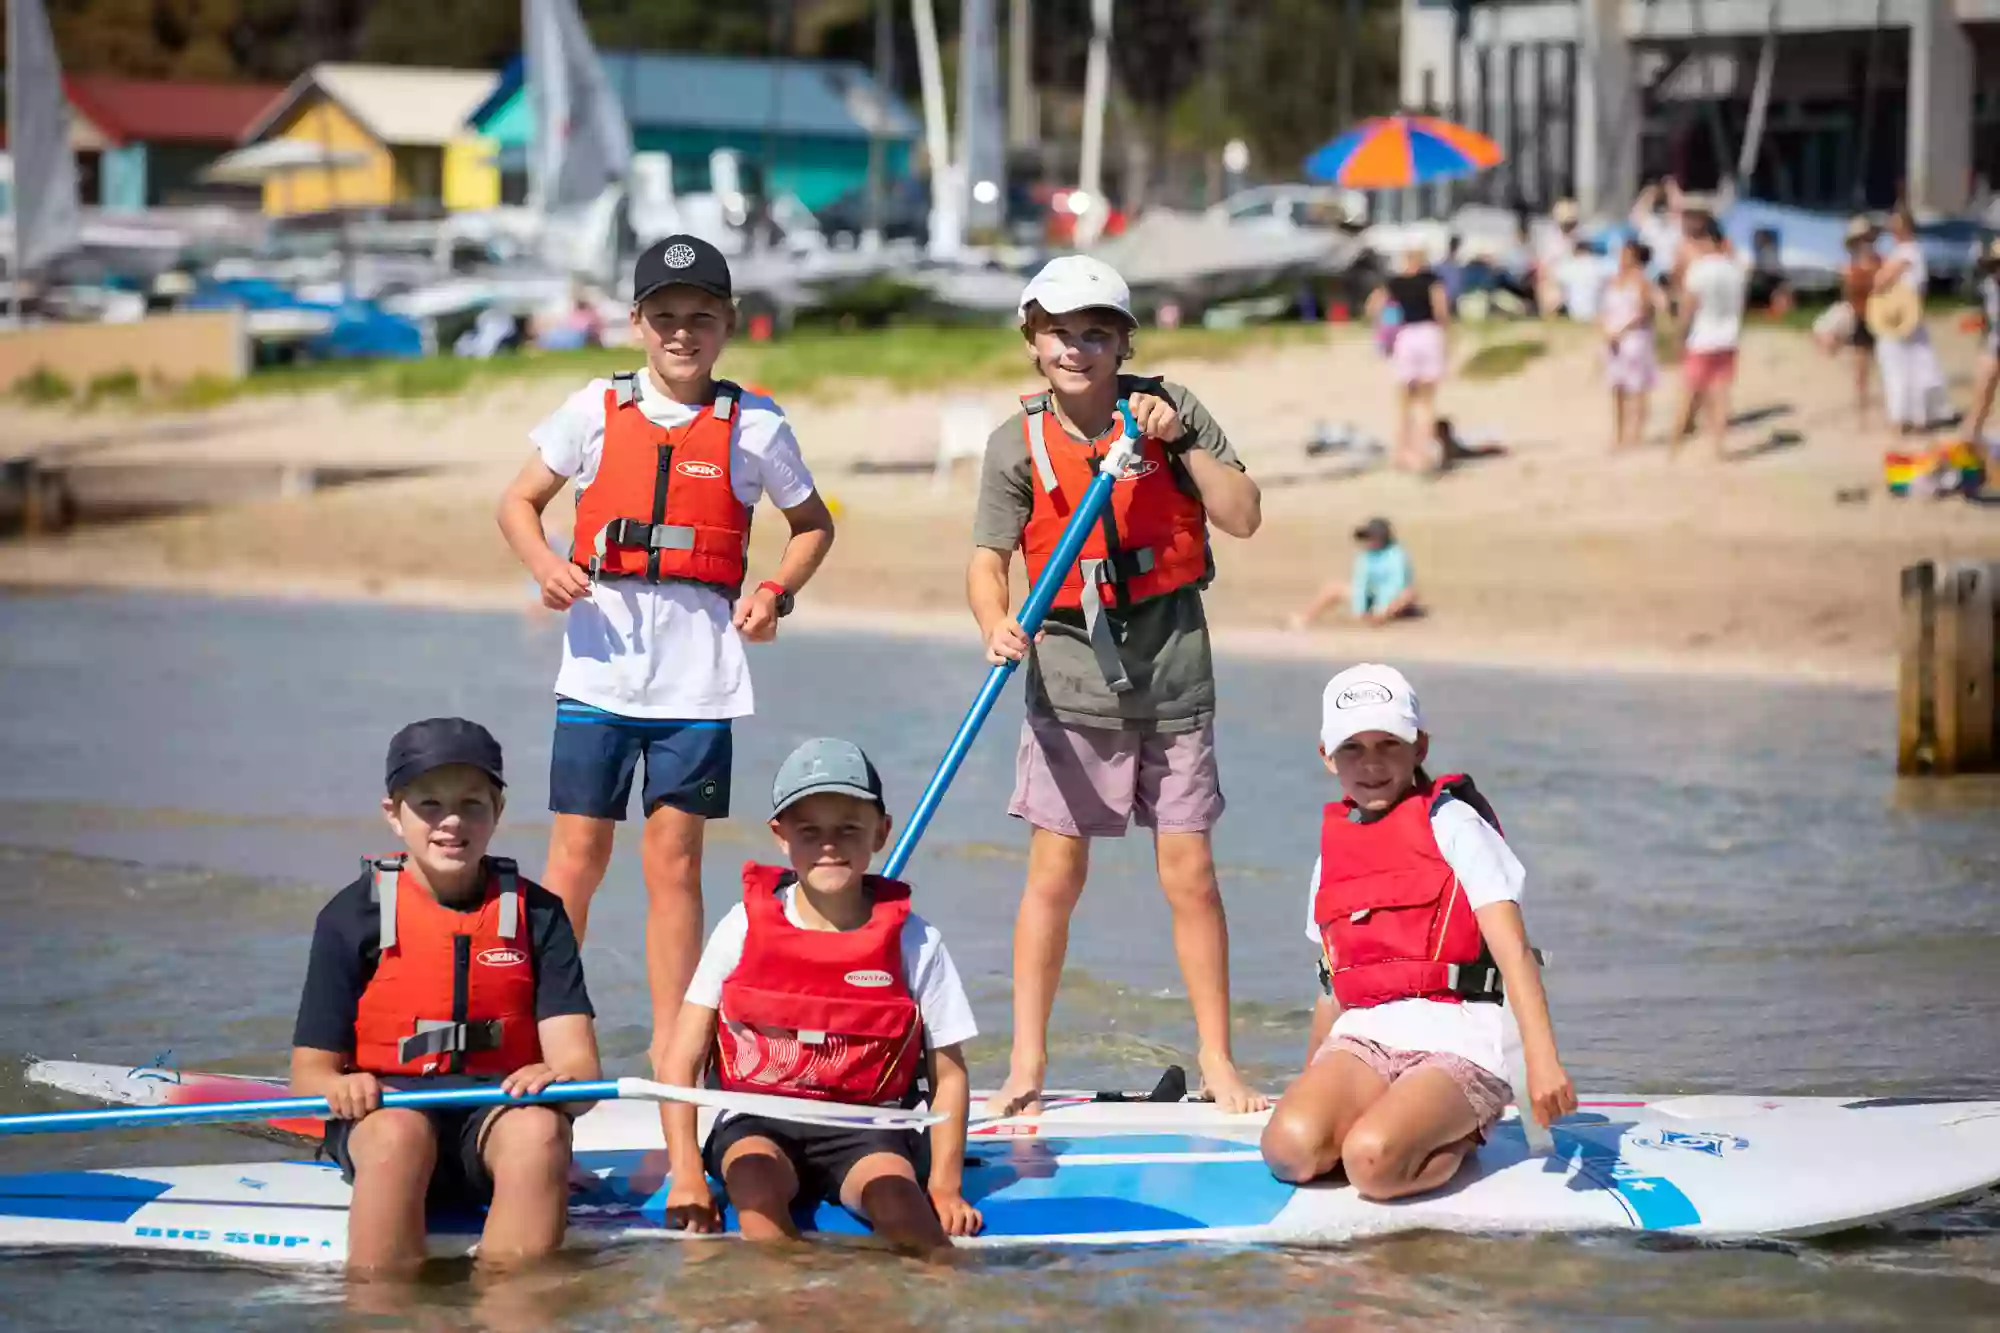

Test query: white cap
[1018,255,1135,325]
[1320,663,1423,752]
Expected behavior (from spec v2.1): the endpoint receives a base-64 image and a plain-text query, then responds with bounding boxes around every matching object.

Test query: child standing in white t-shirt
[1260,663,1574,1201]
[497,234,837,1079]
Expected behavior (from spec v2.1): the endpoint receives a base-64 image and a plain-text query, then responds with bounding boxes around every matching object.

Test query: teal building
[469,51,917,212]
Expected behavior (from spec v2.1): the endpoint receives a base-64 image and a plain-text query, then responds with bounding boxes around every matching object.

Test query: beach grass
[1459,338,1549,381]
[95,322,1333,414]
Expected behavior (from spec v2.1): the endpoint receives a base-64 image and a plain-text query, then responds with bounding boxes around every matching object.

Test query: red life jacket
[570,374,751,589]
[351,856,544,1077]
[1314,774,1501,1011]
[1019,391,1209,615]
[714,862,924,1104]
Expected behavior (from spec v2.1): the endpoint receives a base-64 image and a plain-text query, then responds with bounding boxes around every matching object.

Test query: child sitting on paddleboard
[656,738,982,1251]
[1260,666,1575,1199]
[290,718,602,1274]
[969,256,1266,1115]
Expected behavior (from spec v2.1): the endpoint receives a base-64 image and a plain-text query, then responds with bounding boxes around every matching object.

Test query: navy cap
[633,234,732,305]
[770,738,885,816]
[385,717,505,794]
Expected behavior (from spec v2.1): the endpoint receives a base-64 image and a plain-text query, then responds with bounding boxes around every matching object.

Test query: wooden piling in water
[1898,560,2000,775]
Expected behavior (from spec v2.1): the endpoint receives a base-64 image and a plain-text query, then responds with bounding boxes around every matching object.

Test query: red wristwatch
[756,580,794,617]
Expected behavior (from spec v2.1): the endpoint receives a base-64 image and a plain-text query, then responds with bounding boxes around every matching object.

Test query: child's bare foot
[1198,1052,1269,1114]
[981,1074,1044,1118]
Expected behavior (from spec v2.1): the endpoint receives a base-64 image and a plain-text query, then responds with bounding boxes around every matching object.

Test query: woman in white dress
[1871,208,1946,444]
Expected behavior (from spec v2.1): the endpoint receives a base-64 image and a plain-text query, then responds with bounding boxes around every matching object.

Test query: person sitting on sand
[1260,665,1574,1201]
[1289,517,1420,630]
[290,719,601,1276]
[658,739,982,1253]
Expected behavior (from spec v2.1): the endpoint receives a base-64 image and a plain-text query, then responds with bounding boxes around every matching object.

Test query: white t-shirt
[1682,252,1749,353]
[1887,240,1929,295]
[1636,214,1681,278]
[1303,794,1527,1079]
[530,372,817,720]
[686,886,979,1053]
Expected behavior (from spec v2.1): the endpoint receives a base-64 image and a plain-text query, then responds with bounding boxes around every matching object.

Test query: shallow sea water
[0,590,1995,1331]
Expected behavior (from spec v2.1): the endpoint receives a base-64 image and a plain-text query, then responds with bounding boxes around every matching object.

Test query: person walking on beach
[969,255,1267,1115]
[1818,218,1881,432]
[1368,248,1451,472]
[1965,239,2000,454]
[1670,214,1746,460]
[1600,239,1664,450]
[1871,206,1947,447]
[496,235,837,1082]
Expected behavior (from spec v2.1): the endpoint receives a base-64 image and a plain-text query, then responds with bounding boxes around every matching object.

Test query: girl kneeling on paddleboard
[1261,665,1575,1199]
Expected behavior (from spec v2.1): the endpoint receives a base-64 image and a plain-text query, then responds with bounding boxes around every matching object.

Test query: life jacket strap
[397,1018,505,1065]
[492,857,521,939]
[1441,947,1546,1004]
[1024,396,1061,496]
[1076,558,1135,693]
[612,371,640,407]
[365,855,404,951]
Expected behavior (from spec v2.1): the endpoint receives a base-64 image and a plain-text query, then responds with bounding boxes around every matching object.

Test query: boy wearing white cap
[968,255,1267,1114]
[1259,664,1575,1200]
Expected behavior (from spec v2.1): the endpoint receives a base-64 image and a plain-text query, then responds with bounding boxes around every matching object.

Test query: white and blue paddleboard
[5,1061,1999,1264]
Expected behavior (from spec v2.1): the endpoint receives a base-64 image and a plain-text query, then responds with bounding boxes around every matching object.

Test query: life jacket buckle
[798,1030,827,1046]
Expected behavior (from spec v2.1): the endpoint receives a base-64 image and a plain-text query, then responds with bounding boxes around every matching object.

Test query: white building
[1400,0,1995,215]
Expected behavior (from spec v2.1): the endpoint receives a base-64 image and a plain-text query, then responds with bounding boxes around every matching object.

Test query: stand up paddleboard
[5,1060,1998,1263]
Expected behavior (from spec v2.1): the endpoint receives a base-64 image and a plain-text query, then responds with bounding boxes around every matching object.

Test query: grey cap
[770,737,886,816]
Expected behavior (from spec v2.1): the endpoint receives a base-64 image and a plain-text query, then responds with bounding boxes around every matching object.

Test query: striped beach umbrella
[1303,114,1503,189]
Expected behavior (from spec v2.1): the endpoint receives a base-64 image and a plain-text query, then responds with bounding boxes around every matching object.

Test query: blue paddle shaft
[0,1080,624,1137]
[884,401,1139,879]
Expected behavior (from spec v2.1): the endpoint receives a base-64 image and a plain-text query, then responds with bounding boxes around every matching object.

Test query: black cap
[385,718,505,794]
[633,235,732,305]
[1353,516,1394,543]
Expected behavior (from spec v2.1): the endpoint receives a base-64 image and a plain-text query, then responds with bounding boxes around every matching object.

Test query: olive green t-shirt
[971,376,1243,734]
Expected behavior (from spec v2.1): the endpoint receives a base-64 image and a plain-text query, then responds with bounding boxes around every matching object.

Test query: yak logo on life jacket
[478,947,529,968]
[1115,457,1161,482]
[676,460,724,480]
[844,969,894,988]
[1335,682,1394,708]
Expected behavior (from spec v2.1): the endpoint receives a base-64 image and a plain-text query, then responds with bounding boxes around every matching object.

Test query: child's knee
[1338,1126,1404,1199]
[484,1107,571,1176]
[349,1108,438,1175]
[1260,1106,1333,1184]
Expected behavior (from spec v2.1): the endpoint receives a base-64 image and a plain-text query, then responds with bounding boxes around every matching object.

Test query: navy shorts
[324,1103,503,1207]
[548,698,732,820]
[703,1113,929,1207]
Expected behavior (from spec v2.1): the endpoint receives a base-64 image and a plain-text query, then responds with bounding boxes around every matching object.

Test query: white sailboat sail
[6,0,82,275]
[524,0,632,215]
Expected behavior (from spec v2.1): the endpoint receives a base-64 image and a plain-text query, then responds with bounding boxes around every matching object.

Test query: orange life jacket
[351,856,544,1077]
[1019,390,1210,616]
[570,373,751,589]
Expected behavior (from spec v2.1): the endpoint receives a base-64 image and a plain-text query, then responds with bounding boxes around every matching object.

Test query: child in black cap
[289,718,600,1274]
[495,235,838,1097]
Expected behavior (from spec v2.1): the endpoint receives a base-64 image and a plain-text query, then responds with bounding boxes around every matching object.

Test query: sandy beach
[4,318,1997,686]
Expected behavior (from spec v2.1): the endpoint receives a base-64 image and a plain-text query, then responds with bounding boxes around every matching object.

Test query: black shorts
[324,1103,504,1207]
[702,1113,928,1207]
[548,699,732,820]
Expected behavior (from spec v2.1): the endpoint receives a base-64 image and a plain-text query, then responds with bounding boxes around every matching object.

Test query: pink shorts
[1311,1034,1514,1133]
[1008,714,1225,838]
[1681,347,1737,392]
[1390,321,1447,386]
